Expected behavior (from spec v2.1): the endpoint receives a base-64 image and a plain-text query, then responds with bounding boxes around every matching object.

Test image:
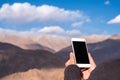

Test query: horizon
[0,0,120,37]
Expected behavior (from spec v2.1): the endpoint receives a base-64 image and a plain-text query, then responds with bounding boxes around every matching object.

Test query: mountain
[0,68,64,80]
[31,35,71,52]
[109,34,120,40]
[88,39,120,64]
[0,34,35,49]
[0,34,109,53]
[0,34,116,80]
[81,34,110,43]
[0,34,55,53]
[56,34,120,65]
[0,42,65,78]
[34,35,110,52]
[0,42,22,51]
[0,34,70,52]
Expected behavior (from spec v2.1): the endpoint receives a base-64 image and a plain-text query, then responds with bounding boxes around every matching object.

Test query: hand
[65,52,96,80]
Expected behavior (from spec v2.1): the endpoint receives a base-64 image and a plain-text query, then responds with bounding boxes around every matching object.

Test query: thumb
[70,52,75,64]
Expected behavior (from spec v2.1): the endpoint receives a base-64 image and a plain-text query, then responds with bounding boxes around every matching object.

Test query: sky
[0,0,120,37]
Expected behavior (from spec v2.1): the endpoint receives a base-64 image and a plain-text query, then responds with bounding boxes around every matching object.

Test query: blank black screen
[73,41,89,64]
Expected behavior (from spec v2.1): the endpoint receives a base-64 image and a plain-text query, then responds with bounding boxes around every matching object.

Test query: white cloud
[0,28,18,34]
[0,26,81,37]
[72,21,84,27]
[105,0,110,5]
[0,2,89,24]
[107,15,120,24]
[71,17,91,27]
[66,30,81,36]
[38,26,64,34]
[36,26,81,37]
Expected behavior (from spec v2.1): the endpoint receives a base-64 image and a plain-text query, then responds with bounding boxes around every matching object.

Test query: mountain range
[0,34,120,65]
[0,34,71,53]
[0,42,65,78]
[0,34,109,53]
[0,34,120,80]
[57,34,120,65]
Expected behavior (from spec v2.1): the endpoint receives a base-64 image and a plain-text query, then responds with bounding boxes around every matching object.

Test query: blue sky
[0,0,120,37]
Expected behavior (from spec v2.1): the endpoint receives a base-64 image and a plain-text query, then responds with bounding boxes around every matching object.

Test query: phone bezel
[71,38,90,68]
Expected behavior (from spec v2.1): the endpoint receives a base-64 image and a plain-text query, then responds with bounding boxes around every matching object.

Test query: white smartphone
[71,38,90,68]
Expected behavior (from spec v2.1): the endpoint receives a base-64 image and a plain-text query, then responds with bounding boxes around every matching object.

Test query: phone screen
[73,41,89,64]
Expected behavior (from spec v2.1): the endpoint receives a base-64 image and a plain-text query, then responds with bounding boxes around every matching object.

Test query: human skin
[65,52,96,80]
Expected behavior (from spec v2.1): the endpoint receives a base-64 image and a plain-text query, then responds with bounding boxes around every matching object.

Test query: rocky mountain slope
[0,42,65,78]
[0,68,64,80]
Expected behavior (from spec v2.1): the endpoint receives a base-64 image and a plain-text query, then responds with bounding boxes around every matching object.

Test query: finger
[82,69,91,80]
[88,53,96,70]
[65,60,70,67]
[65,52,75,67]
[70,52,75,64]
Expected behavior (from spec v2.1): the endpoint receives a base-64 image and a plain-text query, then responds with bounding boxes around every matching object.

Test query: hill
[0,42,22,51]
[0,68,64,80]
[0,42,65,78]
